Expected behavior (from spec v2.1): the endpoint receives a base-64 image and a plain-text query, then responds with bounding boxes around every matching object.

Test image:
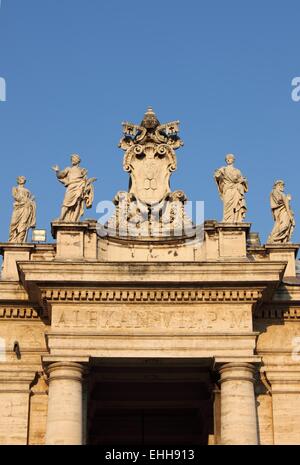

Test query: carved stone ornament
[9,176,36,243]
[52,154,97,223]
[214,154,248,223]
[120,107,183,206]
[105,108,193,238]
[267,180,295,243]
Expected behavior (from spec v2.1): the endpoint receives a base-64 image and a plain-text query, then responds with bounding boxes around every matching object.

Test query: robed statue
[9,176,36,243]
[52,154,96,222]
[268,180,295,243]
[214,154,248,222]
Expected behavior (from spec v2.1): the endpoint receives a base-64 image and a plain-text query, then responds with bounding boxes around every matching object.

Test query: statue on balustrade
[268,180,295,243]
[214,154,248,223]
[9,176,36,243]
[52,154,96,222]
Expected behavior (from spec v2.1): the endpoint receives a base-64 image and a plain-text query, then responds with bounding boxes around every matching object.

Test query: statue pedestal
[204,221,251,260]
[51,221,98,260]
[0,244,35,280]
[216,223,251,259]
[265,243,299,277]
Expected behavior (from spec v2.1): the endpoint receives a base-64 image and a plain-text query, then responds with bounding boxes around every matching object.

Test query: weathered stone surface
[9,176,36,244]
[214,154,248,223]
[45,362,84,445]
[52,154,96,223]
[51,304,253,333]
[219,363,258,445]
[268,180,295,244]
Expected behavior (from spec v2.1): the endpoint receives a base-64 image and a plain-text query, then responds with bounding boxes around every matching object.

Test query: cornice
[18,260,286,284]
[0,306,41,320]
[255,305,300,321]
[40,287,263,304]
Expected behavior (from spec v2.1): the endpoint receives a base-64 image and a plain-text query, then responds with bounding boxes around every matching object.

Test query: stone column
[45,362,84,445]
[0,367,35,444]
[219,362,258,445]
[266,365,300,444]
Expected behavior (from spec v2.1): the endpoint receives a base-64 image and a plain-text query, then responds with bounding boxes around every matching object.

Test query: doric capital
[219,362,257,384]
[46,362,86,384]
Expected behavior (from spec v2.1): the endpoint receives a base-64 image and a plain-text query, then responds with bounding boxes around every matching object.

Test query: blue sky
[0,0,300,243]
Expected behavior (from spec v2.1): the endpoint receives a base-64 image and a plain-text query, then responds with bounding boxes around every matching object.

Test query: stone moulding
[255,305,300,320]
[2,299,299,321]
[17,260,286,282]
[0,306,40,320]
[40,288,264,304]
[16,260,286,321]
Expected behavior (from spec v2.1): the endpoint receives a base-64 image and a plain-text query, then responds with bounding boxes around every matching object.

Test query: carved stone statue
[268,180,295,243]
[52,154,96,222]
[9,176,36,243]
[214,154,248,222]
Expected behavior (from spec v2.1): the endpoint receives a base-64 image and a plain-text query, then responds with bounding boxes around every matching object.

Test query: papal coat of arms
[106,108,193,238]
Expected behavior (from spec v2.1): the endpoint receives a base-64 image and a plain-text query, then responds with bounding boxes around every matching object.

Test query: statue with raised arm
[9,176,36,243]
[214,153,248,222]
[267,180,295,243]
[52,154,96,222]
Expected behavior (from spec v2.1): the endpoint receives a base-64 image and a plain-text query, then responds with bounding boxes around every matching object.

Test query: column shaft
[220,362,258,445]
[45,362,84,445]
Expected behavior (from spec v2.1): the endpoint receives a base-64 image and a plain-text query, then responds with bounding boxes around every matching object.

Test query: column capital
[0,366,37,393]
[46,362,86,384]
[219,362,256,384]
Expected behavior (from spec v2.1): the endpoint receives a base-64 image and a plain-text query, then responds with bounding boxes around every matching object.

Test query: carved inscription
[52,307,251,332]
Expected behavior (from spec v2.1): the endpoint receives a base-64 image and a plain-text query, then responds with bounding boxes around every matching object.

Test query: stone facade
[0,221,299,445]
[0,111,300,445]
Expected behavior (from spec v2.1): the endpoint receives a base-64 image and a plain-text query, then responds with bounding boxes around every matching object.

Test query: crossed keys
[122,120,180,139]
